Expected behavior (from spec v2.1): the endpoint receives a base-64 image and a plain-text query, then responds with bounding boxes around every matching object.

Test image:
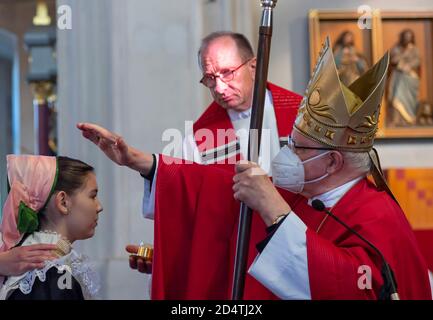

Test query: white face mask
[271,146,331,194]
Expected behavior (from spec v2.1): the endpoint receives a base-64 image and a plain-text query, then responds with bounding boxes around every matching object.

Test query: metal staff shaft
[231,0,277,300]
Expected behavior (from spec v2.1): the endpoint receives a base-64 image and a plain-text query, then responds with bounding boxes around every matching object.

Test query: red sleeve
[306,192,432,300]
[306,228,382,299]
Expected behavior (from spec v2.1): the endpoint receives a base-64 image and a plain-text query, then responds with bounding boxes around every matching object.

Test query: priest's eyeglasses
[200,58,253,88]
[287,136,335,152]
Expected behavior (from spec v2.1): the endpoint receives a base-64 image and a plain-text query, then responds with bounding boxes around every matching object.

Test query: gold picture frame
[309,10,433,138]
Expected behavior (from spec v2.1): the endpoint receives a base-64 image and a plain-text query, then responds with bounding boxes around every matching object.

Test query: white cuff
[248,212,311,300]
[142,155,159,220]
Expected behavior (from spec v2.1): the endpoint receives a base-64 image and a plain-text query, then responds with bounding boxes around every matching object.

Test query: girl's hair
[54,156,94,195]
[16,157,94,246]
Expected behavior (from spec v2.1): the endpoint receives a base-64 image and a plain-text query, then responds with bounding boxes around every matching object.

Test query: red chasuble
[152,158,285,299]
[152,162,431,300]
[151,83,301,299]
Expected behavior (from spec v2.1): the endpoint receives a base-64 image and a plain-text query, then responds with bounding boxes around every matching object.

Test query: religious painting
[308,10,433,138]
[308,10,380,84]
[376,12,433,138]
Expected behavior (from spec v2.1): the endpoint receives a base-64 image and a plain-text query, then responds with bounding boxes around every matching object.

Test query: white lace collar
[0,231,100,300]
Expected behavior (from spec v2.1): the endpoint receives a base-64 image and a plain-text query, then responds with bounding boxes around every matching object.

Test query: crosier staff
[232,0,278,300]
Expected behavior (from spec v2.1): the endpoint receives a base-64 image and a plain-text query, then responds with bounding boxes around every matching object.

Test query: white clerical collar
[308,176,364,208]
[226,89,272,122]
[227,108,251,121]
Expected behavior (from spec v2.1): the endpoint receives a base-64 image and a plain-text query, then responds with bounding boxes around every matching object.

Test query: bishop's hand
[233,161,291,227]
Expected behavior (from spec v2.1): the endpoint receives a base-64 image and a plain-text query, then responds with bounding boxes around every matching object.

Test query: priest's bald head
[197,32,257,112]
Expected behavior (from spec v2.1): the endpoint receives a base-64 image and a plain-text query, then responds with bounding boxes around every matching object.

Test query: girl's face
[65,172,103,242]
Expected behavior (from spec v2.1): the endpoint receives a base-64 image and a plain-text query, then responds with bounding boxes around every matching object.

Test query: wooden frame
[309,10,433,138]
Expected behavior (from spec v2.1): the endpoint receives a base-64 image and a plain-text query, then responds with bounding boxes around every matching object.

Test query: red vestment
[151,161,431,300]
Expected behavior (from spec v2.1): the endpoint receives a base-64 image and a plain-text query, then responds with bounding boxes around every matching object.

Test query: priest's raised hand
[77,123,154,176]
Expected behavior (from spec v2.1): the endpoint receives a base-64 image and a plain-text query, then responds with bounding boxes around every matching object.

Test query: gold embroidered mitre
[294,37,389,152]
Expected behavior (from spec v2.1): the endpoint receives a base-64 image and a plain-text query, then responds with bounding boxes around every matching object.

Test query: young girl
[0,155,103,300]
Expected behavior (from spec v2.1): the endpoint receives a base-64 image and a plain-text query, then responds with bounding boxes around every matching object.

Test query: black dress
[7,267,84,300]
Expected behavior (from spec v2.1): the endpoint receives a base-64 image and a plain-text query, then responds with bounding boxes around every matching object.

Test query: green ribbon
[17,201,39,234]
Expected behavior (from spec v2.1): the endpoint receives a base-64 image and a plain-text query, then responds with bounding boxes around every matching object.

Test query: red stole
[192,82,302,169]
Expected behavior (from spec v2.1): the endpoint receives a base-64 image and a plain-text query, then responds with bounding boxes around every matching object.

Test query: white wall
[56,0,433,299]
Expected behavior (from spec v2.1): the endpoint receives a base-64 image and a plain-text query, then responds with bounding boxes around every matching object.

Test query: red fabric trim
[193,101,233,137]
[266,82,302,138]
